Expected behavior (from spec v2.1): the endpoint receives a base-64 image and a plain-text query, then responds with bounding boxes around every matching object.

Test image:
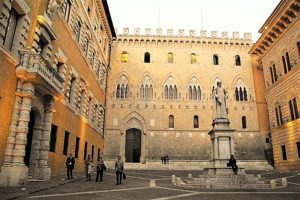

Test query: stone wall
[104,31,267,162]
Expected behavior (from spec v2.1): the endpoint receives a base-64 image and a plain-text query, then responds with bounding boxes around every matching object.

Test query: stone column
[2,81,23,165]
[120,130,126,160]
[0,82,34,186]
[140,131,146,164]
[36,95,53,180]
[29,125,42,176]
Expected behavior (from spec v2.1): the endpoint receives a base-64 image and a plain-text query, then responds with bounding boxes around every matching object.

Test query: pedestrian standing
[85,155,93,181]
[115,156,124,185]
[66,153,75,180]
[96,157,106,182]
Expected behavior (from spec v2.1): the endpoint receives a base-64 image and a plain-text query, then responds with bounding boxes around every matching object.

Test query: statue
[213,81,228,119]
[47,0,64,17]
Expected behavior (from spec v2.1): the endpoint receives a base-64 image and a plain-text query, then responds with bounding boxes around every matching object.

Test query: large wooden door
[125,128,141,163]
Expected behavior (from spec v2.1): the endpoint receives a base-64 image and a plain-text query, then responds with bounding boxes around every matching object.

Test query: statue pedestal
[204,118,241,174]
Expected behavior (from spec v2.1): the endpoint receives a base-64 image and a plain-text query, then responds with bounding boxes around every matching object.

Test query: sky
[107,0,281,42]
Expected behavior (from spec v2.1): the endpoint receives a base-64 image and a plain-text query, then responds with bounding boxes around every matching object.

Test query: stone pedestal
[203,118,236,174]
[209,119,235,168]
[0,165,28,186]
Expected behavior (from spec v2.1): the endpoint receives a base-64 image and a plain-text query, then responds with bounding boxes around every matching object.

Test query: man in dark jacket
[66,153,75,179]
[228,155,238,174]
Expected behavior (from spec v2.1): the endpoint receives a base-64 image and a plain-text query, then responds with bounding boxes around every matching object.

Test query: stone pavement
[0,170,300,200]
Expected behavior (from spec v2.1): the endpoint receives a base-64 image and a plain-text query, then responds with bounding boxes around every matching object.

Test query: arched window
[140,85,144,99]
[68,77,77,104]
[197,86,201,100]
[167,52,174,63]
[121,84,125,98]
[243,87,248,101]
[174,86,177,99]
[165,86,168,99]
[297,41,300,57]
[189,86,192,100]
[282,56,288,74]
[213,54,219,65]
[239,87,243,101]
[145,85,149,99]
[144,52,150,63]
[235,87,239,101]
[235,55,241,66]
[242,116,247,129]
[193,115,199,128]
[125,84,129,98]
[121,51,128,63]
[149,85,153,99]
[193,86,197,100]
[286,52,292,71]
[116,84,121,98]
[273,64,277,82]
[169,86,173,100]
[191,53,197,64]
[169,115,174,128]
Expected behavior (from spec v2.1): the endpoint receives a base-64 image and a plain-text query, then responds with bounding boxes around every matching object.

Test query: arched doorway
[24,111,35,166]
[24,108,42,175]
[125,128,141,163]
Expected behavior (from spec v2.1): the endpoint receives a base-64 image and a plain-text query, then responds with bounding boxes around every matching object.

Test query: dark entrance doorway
[24,111,35,166]
[125,128,141,163]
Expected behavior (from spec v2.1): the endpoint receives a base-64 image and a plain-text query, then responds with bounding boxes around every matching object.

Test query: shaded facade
[104,28,270,164]
[0,0,115,186]
[250,0,300,170]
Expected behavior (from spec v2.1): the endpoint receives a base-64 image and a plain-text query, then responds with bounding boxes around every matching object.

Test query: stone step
[104,160,273,170]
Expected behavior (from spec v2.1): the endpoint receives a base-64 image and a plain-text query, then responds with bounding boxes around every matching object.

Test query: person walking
[85,155,93,181]
[115,156,124,185]
[228,155,238,174]
[96,157,106,182]
[66,153,75,180]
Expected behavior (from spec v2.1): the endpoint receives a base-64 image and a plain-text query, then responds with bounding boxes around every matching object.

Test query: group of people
[161,155,169,164]
[65,154,125,185]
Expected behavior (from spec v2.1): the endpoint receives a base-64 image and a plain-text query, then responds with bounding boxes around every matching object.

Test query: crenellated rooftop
[115,27,252,41]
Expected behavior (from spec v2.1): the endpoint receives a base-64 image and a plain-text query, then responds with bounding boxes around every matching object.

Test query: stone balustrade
[16,50,64,95]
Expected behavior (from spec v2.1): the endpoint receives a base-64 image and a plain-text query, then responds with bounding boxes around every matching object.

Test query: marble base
[203,167,245,175]
[0,165,28,186]
[36,166,51,180]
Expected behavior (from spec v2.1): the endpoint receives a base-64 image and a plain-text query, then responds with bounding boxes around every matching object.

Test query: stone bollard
[172,175,176,184]
[205,180,211,189]
[176,177,182,187]
[188,174,193,179]
[149,179,156,188]
[282,178,287,187]
[270,180,276,189]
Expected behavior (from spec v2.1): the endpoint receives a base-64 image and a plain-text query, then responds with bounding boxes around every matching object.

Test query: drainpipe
[102,37,116,139]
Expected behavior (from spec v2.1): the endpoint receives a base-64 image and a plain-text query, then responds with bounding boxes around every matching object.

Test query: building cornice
[250,0,300,57]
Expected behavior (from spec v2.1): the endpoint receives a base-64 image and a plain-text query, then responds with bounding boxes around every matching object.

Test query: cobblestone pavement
[1,170,300,200]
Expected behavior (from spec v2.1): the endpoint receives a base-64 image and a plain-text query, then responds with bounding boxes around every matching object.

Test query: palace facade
[104,28,271,165]
[250,0,300,170]
[0,0,115,186]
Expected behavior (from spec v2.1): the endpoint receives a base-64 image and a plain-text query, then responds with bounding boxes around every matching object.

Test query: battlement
[115,28,252,41]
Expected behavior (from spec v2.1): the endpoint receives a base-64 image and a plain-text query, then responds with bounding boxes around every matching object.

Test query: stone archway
[120,112,147,163]
[24,108,43,176]
[125,128,141,163]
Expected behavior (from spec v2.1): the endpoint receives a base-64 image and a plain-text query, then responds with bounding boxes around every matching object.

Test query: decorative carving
[47,0,63,18]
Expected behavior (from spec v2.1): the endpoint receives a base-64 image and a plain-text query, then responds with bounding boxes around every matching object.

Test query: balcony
[15,49,64,96]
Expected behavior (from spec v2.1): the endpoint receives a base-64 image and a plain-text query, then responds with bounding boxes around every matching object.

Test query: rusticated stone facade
[104,28,270,164]
[0,0,115,186]
[250,0,300,170]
